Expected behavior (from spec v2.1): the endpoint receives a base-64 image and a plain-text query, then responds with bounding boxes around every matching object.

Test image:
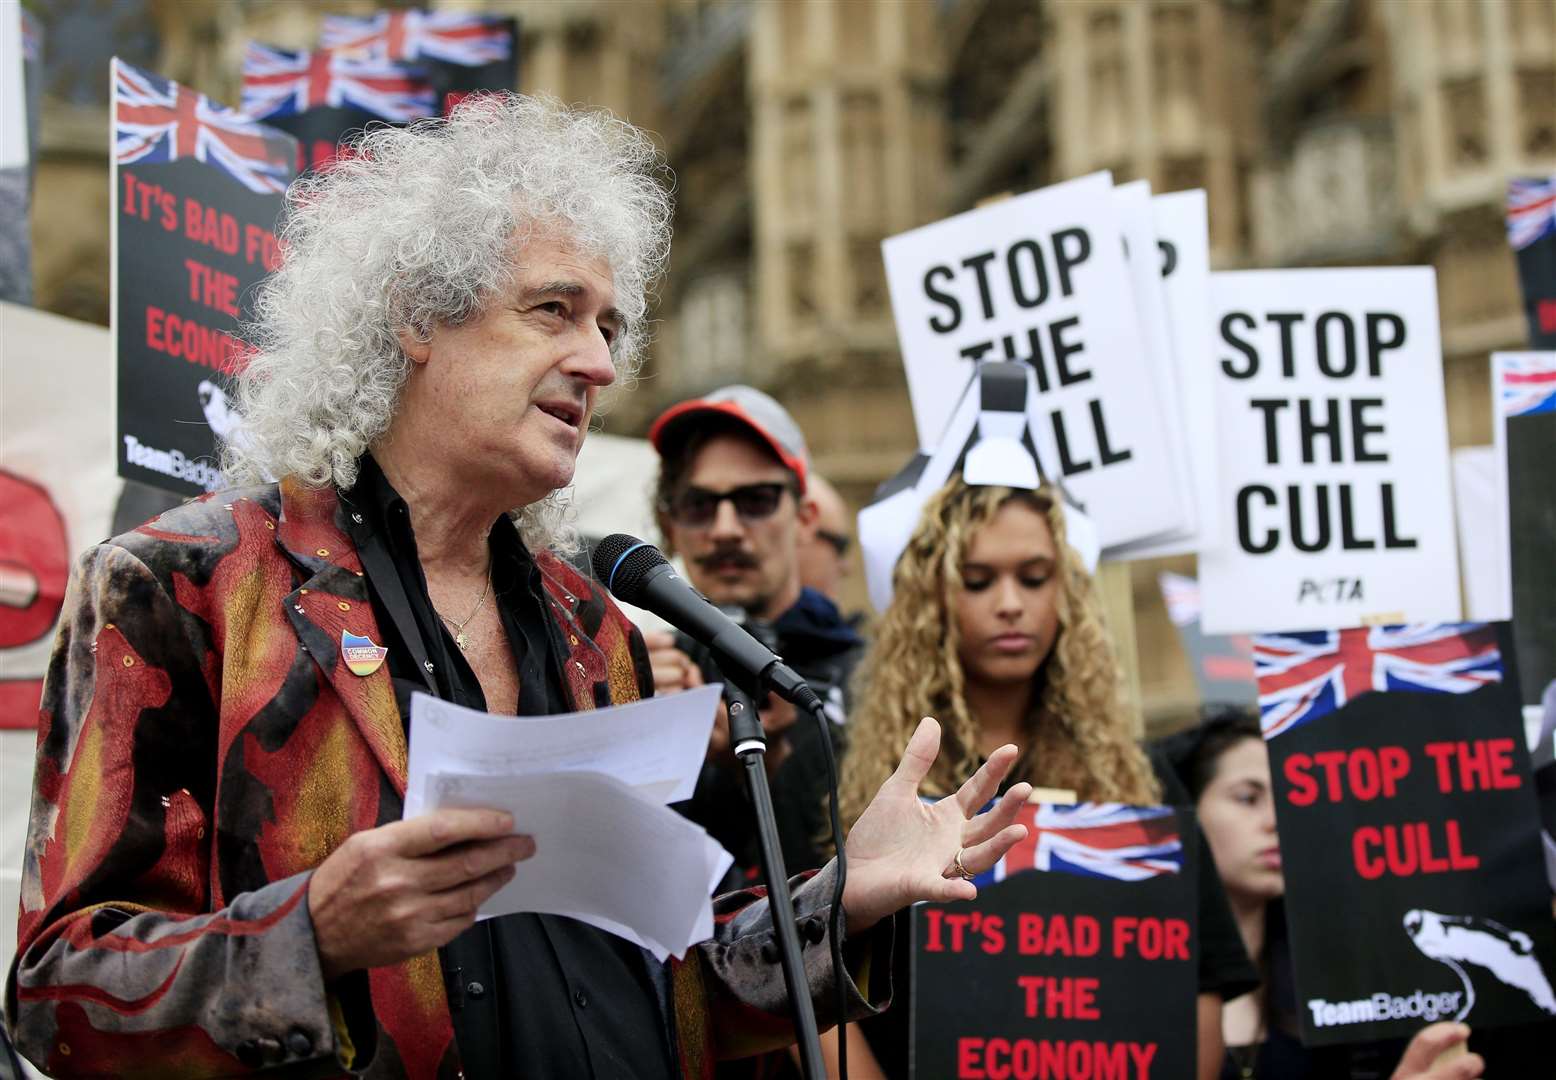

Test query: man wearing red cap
[647,386,866,885]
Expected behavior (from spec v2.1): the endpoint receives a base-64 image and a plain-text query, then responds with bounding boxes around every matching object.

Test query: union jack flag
[321,10,514,66]
[1507,177,1556,251]
[1499,353,1556,417]
[1254,623,1503,739]
[240,43,436,124]
[1159,571,1201,629]
[114,60,294,195]
[970,803,1183,886]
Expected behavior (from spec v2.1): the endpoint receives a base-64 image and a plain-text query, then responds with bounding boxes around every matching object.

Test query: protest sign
[912,804,1197,1080]
[0,303,119,728]
[240,43,435,172]
[113,59,297,496]
[1449,446,1510,624]
[1507,178,1556,348]
[1117,190,1218,559]
[0,4,39,304]
[1199,268,1460,635]
[882,172,1188,548]
[1109,180,1195,552]
[1256,622,1556,1045]
[1492,352,1556,705]
[1159,573,1257,708]
[320,9,519,111]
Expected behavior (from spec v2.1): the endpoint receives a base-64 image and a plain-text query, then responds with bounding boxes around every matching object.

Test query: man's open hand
[841,717,1030,932]
[308,808,534,980]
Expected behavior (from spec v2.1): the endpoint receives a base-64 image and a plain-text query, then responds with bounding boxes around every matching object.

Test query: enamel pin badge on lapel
[341,630,389,677]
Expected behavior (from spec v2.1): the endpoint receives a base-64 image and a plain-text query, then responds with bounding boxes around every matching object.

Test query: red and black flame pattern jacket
[6,478,884,1079]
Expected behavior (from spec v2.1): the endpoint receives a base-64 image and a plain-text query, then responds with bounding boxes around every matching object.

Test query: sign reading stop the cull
[1199,268,1460,635]
[881,172,1188,549]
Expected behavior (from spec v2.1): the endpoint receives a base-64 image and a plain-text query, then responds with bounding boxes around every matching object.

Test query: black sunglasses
[665,482,794,527]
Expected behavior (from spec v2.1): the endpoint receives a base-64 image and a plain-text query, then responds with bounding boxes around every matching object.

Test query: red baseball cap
[648,385,810,493]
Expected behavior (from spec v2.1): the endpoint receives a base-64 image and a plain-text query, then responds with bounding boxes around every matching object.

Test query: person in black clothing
[6,95,1045,1080]
[646,386,866,883]
[1157,709,1489,1080]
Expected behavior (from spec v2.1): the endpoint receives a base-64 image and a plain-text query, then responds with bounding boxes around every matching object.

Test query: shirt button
[286,1030,313,1057]
[573,988,589,1009]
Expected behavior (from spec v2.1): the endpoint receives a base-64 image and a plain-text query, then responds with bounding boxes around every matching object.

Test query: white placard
[1115,189,1219,558]
[1450,445,1510,622]
[1199,268,1461,634]
[882,172,1187,547]
[1106,179,1194,551]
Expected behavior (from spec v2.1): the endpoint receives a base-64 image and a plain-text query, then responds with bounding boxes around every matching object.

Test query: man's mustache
[695,550,759,571]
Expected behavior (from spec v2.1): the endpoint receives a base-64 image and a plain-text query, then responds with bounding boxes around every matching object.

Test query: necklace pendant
[455,631,468,651]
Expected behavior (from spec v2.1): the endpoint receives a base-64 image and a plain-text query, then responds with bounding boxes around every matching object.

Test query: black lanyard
[342,502,441,698]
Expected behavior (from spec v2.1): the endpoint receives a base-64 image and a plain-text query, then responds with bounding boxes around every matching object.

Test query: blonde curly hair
[838,479,1160,832]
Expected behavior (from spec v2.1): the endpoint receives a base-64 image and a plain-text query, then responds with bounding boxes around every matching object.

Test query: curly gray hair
[222,93,674,550]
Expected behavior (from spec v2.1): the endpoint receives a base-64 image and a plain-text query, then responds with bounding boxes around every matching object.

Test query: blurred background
[20,0,1556,731]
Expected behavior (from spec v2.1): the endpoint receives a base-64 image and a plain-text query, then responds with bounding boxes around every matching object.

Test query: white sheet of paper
[404,685,721,817]
[425,770,733,961]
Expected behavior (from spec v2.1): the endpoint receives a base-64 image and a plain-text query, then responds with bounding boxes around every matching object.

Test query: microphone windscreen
[591,533,668,600]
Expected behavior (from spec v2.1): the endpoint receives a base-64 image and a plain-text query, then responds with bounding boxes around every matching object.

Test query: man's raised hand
[840,717,1030,932]
[308,808,535,980]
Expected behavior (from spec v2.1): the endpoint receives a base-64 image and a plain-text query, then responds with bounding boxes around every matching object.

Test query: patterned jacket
[6,479,881,1079]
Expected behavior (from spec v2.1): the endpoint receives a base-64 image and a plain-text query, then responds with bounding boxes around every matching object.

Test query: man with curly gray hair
[9,94,1032,1080]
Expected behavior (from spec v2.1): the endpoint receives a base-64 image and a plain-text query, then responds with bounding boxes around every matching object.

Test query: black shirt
[341,457,675,1080]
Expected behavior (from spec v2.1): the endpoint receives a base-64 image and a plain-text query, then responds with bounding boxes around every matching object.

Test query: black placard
[115,154,290,495]
[911,809,1198,1080]
[1262,634,1556,1046]
[1507,409,1556,705]
[1508,178,1556,349]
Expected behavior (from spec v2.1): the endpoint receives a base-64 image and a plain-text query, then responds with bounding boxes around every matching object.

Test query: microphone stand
[715,671,826,1079]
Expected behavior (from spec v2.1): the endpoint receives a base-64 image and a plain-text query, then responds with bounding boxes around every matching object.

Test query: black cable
[811,697,848,1080]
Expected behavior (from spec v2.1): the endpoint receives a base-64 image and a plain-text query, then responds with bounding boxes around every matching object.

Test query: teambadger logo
[1403,908,1556,1017]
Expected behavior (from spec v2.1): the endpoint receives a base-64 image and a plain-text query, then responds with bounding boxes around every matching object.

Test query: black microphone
[591,534,820,711]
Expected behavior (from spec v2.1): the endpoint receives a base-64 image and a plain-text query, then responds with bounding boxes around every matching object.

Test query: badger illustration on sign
[198,380,239,442]
[1404,908,1556,1016]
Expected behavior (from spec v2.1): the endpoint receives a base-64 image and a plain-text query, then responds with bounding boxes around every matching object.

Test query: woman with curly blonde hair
[840,479,1158,830]
[833,477,1252,1080]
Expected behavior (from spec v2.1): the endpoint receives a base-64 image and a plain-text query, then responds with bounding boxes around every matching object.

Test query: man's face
[663,433,812,620]
[396,232,619,507]
[796,478,851,602]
